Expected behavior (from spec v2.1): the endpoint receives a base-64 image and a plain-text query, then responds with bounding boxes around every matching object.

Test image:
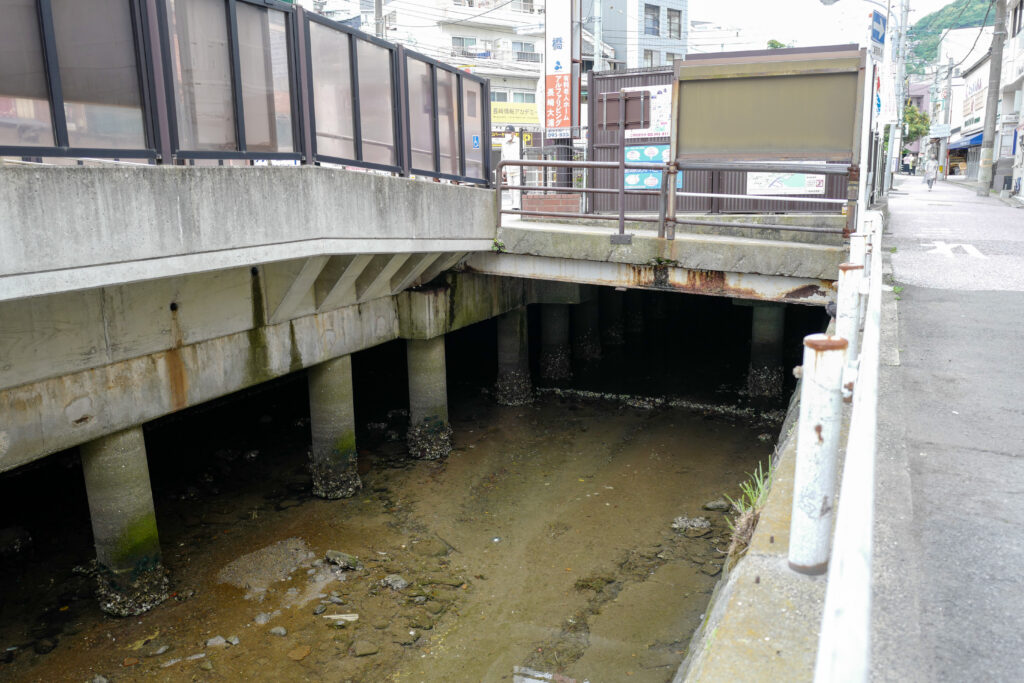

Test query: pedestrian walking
[924,156,939,191]
[500,126,521,210]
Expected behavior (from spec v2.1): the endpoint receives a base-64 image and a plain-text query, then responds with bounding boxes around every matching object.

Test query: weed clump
[724,460,774,558]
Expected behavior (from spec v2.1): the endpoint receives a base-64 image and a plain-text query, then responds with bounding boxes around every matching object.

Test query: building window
[643,49,656,67]
[1013,1,1023,37]
[644,4,660,36]
[513,92,535,103]
[665,52,679,63]
[512,41,534,53]
[452,36,476,55]
[491,91,508,102]
[668,8,681,39]
[511,0,535,12]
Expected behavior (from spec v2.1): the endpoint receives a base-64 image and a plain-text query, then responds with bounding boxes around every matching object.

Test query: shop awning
[948,132,984,150]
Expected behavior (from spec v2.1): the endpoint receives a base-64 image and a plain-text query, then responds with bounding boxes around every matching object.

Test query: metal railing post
[836,263,864,364]
[610,88,631,245]
[789,333,848,575]
[665,163,678,240]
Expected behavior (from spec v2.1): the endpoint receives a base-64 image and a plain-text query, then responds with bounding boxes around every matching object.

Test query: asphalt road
[872,176,1024,682]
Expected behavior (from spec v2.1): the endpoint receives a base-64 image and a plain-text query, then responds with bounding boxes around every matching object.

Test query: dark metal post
[37,0,69,148]
[610,89,631,245]
[295,8,315,164]
[226,0,246,152]
[350,35,362,162]
[143,0,173,162]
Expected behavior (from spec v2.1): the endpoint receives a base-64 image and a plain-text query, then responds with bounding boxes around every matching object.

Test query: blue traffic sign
[472,135,480,150]
[871,10,886,46]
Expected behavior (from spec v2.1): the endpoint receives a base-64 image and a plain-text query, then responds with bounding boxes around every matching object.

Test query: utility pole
[939,57,953,179]
[594,0,603,71]
[883,0,909,194]
[977,0,1008,195]
[374,0,384,39]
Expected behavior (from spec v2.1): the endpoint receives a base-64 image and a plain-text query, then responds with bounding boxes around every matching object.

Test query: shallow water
[0,386,774,683]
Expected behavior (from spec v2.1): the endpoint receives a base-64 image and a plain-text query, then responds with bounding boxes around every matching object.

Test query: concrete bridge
[0,163,843,615]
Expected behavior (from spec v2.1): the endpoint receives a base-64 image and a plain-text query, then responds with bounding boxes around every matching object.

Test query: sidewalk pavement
[872,177,1024,682]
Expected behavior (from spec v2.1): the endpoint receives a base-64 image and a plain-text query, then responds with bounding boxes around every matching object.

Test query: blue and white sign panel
[624,145,682,190]
[870,10,887,47]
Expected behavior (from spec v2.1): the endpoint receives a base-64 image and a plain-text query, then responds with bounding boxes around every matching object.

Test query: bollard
[849,233,867,268]
[789,334,848,574]
[836,263,864,364]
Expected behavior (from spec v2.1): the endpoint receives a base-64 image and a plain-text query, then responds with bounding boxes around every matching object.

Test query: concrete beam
[465,253,836,306]
[267,256,330,324]
[0,166,495,302]
[0,296,400,473]
[390,253,443,295]
[315,254,374,312]
[397,273,529,340]
[496,224,844,281]
[355,253,411,302]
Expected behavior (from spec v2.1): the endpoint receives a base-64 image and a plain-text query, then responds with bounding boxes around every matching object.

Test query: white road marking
[922,241,986,257]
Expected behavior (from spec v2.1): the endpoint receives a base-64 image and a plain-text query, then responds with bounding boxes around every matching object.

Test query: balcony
[441,1,540,29]
[515,51,542,62]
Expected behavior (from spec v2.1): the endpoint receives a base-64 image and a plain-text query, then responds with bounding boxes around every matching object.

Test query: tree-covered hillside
[907,0,995,74]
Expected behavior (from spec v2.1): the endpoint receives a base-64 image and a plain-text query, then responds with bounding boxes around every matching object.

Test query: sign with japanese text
[624,145,682,189]
[622,85,672,140]
[545,1,573,129]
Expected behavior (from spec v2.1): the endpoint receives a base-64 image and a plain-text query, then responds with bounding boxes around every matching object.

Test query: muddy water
[0,387,774,683]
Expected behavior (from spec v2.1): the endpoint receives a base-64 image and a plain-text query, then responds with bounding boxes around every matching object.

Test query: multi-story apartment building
[1002,0,1024,194]
[583,0,689,69]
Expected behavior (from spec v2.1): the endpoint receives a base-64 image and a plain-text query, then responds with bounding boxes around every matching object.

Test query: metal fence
[0,0,490,183]
[586,66,850,215]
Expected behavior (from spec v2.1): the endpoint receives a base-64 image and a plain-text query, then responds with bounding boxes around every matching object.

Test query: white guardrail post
[788,332,848,574]
[813,210,884,682]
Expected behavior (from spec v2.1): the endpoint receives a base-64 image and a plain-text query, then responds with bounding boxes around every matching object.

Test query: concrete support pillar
[625,290,645,345]
[495,307,533,406]
[308,354,362,499]
[80,427,169,616]
[600,288,625,347]
[747,303,786,398]
[572,296,602,363]
[540,304,572,382]
[406,337,452,460]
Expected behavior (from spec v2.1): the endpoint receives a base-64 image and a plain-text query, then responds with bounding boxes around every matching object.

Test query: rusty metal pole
[665,163,678,240]
[617,89,626,238]
[836,263,864,363]
[789,334,848,575]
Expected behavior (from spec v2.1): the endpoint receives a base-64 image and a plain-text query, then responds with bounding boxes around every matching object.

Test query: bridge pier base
[80,427,168,617]
[308,354,362,499]
[406,337,452,460]
[495,307,533,406]
[747,303,786,398]
[540,304,572,382]
[600,288,626,347]
[572,294,602,363]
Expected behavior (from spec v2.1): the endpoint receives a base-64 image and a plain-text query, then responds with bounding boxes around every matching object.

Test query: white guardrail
[785,206,882,682]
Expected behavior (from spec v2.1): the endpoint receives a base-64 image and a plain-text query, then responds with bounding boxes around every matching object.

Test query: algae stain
[288,322,303,373]
[111,512,161,569]
[332,431,358,465]
[247,268,272,384]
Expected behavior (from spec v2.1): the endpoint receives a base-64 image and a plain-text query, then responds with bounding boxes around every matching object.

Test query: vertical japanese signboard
[545,1,574,133]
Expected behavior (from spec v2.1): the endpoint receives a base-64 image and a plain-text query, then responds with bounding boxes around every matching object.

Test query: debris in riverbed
[217,538,314,600]
[325,550,363,570]
[322,614,359,622]
[268,626,287,637]
[702,499,731,511]
[352,640,379,656]
[205,635,227,648]
[671,516,711,532]
[382,574,409,591]
[287,645,311,661]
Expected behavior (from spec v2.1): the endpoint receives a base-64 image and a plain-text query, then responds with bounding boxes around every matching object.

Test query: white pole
[594,0,604,71]
[836,263,864,363]
[788,334,848,574]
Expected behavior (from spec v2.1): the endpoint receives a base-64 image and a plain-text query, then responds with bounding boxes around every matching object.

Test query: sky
[687,0,959,52]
